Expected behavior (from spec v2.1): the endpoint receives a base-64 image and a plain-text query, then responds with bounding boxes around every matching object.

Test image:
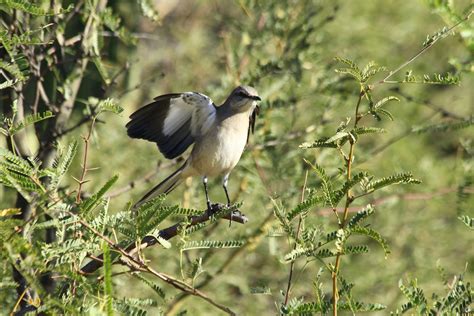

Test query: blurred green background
[2,0,473,314]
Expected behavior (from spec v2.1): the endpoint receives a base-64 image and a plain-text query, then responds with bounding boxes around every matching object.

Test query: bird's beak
[250,95,261,101]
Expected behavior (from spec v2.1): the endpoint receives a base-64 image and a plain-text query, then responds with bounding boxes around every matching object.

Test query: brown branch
[73,209,238,315]
[80,203,248,274]
[332,89,363,316]
[75,117,96,203]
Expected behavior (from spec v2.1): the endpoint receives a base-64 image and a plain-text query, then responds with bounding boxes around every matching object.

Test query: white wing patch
[184,92,216,137]
[162,92,216,138]
[162,97,193,136]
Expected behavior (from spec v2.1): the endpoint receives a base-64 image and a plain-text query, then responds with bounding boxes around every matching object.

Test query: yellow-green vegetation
[0,0,472,315]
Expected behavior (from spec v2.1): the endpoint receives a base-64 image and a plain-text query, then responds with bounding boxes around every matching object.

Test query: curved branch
[80,203,248,274]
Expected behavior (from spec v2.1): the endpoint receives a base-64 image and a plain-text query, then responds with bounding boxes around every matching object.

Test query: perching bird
[126,85,261,209]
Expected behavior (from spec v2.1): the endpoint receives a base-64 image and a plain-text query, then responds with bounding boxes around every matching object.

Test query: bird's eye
[238,91,249,98]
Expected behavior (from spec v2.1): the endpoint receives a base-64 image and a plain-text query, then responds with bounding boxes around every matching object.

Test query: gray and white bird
[126,85,261,209]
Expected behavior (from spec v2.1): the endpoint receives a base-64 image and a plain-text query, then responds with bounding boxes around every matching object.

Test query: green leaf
[92,57,112,86]
[0,79,16,90]
[344,245,370,255]
[334,57,363,81]
[366,172,421,192]
[339,301,386,312]
[458,215,473,229]
[335,67,363,81]
[333,172,368,205]
[181,240,244,251]
[102,242,114,316]
[325,131,350,144]
[286,195,325,221]
[350,225,390,257]
[137,0,160,22]
[373,96,400,109]
[0,208,21,217]
[50,141,78,189]
[134,274,165,299]
[283,244,318,262]
[9,111,54,135]
[352,126,386,135]
[412,118,473,134]
[2,0,73,16]
[81,175,119,215]
[0,58,28,81]
[304,159,336,207]
[97,98,123,114]
[299,138,338,149]
[347,205,374,228]
[376,108,394,121]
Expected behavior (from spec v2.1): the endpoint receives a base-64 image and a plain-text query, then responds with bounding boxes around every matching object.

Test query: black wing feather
[126,94,195,159]
[247,105,259,144]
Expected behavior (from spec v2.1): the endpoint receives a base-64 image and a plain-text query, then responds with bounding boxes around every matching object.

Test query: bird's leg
[202,176,212,215]
[222,174,231,206]
[222,174,233,226]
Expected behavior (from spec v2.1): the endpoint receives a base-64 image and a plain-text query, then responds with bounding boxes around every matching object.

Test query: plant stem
[75,117,96,203]
[377,10,472,85]
[284,170,309,306]
[332,90,363,316]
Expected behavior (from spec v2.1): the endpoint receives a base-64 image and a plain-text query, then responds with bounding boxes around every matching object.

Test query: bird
[126,85,261,210]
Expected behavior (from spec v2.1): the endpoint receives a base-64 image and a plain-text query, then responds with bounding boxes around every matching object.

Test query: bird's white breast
[189,112,249,177]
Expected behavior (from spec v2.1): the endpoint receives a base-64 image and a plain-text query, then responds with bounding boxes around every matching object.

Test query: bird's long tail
[134,164,186,208]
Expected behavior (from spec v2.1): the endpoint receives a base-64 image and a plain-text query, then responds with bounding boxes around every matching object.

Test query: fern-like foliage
[364,172,421,192]
[2,0,73,16]
[81,175,119,215]
[347,205,374,228]
[349,225,390,257]
[412,118,473,134]
[181,240,245,251]
[304,159,337,207]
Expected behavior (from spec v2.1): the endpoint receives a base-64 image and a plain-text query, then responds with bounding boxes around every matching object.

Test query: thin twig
[377,10,472,85]
[75,117,97,203]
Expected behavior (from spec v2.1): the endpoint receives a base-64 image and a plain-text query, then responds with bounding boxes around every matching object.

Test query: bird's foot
[206,201,213,217]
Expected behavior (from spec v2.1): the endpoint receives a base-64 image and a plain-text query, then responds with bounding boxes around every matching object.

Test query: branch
[80,203,248,274]
[75,117,96,203]
[376,10,472,85]
[73,208,239,315]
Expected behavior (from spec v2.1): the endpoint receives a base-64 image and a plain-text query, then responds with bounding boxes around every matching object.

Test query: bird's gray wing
[126,92,216,159]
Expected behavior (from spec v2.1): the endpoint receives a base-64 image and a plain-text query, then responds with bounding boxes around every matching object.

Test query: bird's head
[227,85,261,113]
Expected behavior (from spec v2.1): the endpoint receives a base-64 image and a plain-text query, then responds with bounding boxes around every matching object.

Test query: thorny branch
[75,117,97,203]
[73,210,238,315]
[80,203,248,274]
